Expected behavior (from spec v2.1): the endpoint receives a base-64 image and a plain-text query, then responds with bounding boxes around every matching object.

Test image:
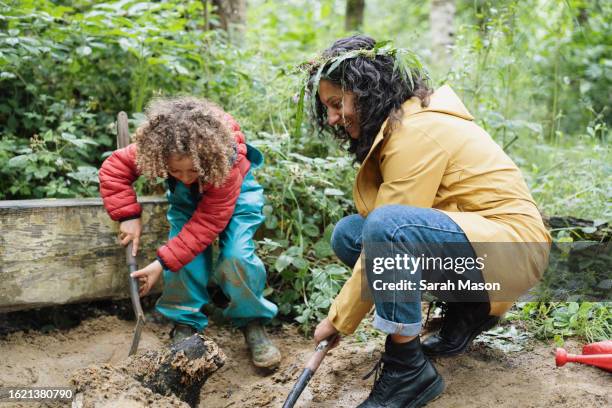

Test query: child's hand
[119,218,142,256]
[314,318,341,349]
[131,260,163,297]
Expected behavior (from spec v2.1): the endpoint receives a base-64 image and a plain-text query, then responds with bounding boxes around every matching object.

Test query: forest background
[1,0,610,343]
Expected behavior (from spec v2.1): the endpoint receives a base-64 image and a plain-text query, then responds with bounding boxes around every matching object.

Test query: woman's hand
[131,260,163,297]
[314,318,341,349]
[119,218,142,256]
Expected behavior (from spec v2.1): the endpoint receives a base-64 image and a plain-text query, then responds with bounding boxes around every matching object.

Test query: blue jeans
[331,205,487,336]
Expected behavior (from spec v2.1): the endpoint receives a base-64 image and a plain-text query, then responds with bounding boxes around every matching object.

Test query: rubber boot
[242,321,281,369]
[170,323,197,345]
[358,336,445,408]
[422,302,499,357]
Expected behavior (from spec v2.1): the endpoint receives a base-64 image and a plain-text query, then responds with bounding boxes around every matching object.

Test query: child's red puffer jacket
[99,114,251,272]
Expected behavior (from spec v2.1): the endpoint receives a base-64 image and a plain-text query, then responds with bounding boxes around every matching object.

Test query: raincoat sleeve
[328,255,373,334]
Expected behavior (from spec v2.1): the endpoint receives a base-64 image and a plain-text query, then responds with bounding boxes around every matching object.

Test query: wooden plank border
[0,197,168,312]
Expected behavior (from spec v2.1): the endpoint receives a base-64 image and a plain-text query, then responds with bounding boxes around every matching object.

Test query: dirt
[0,313,609,408]
[71,364,187,408]
[70,333,224,408]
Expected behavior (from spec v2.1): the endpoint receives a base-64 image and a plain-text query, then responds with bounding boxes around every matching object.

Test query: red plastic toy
[582,340,612,355]
[555,340,612,372]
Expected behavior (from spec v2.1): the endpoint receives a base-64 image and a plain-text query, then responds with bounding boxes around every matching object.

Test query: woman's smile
[319,79,360,139]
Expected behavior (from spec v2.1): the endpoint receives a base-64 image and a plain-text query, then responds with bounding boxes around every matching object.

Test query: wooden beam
[2,198,607,314]
[0,197,168,312]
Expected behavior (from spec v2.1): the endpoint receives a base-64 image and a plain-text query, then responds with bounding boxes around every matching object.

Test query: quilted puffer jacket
[99,114,250,272]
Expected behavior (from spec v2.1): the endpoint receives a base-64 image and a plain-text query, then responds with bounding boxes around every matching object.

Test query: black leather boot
[422,302,499,357]
[357,336,445,408]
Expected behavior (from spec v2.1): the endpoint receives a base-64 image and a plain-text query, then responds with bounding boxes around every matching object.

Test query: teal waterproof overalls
[156,145,278,331]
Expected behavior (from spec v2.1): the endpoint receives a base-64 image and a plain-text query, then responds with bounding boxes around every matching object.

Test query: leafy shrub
[251,129,356,330]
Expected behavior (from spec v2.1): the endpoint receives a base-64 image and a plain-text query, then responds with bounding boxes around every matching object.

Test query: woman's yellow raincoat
[328,85,551,334]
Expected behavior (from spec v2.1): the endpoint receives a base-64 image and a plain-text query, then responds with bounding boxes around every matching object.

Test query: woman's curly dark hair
[133,97,235,188]
[308,35,432,163]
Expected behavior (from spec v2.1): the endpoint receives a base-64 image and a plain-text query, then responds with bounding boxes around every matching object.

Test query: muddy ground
[0,307,609,408]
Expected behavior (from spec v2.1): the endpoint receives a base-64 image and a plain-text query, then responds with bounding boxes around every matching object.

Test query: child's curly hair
[134,97,235,188]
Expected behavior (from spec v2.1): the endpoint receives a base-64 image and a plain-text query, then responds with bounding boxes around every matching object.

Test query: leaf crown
[292,40,429,136]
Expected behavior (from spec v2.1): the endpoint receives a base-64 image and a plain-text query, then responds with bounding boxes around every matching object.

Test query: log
[71,334,225,408]
[0,194,607,314]
[0,197,168,312]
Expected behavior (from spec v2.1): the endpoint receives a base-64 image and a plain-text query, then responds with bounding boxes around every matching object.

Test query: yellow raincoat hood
[406,85,474,120]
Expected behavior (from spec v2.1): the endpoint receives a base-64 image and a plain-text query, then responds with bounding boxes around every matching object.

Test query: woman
[307,35,550,407]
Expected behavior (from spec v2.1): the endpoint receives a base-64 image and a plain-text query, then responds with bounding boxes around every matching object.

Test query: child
[99,97,281,369]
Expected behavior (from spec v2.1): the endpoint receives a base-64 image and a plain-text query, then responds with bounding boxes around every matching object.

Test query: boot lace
[362,355,394,397]
[424,301,448,330]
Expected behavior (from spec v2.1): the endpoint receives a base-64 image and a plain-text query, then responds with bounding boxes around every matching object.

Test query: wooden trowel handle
[117,112,130,149]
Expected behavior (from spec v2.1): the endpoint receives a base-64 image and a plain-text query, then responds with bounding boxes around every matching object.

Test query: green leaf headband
[294,40,428,137]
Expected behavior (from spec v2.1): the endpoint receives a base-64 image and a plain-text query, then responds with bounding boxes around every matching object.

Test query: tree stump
[71,335,225,407]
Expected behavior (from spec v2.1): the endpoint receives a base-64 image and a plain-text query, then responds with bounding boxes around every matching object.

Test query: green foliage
[517,139,610,220]
[0,0,251,198]
[0,103,109,198]
[445,0,610,144]
[506,302,612,344]
[250,129,356,331]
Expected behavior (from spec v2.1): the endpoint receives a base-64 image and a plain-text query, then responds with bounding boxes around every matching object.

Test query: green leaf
[373,40,392,50]
[76,45,92,56]
[302,223,319,237]
[275,254,293,272]
[593,219,608,227]
[0,72,16,80]
[33,166,52,179]
[265,214,278,229]
[286,246,303,256]
[309,62,326,116]
[118,37,134,52]
[325,50,356,76]
[61,132,98,148]
[291,256,308,270]
[323,188,344,196]
[293,84,305,138]
[313,240,333,258]
[67,166,98,183]
[567,302,579,314]
[7,155,29,168]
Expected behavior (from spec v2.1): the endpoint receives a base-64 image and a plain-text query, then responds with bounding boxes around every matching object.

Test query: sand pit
[0,308,609,407]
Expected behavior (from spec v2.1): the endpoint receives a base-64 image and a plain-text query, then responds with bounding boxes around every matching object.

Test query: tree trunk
[212,0,246,38]
[429,0,456,66]
[345,0,365,32]
[72,335,225,408]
